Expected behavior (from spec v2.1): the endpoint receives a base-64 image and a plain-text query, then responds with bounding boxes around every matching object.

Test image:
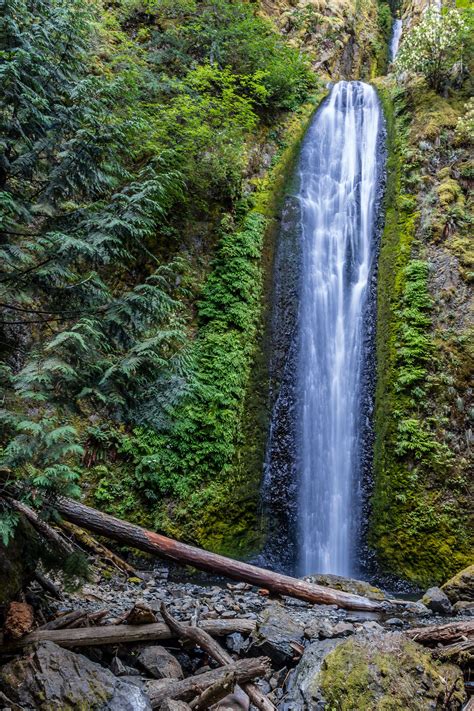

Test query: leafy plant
[396,7,469,92]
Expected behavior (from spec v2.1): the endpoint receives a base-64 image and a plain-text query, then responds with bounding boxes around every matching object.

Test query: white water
[390,19,403,62]
[298,81,382,576]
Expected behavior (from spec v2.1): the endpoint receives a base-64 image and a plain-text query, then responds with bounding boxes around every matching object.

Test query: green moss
[320,634,466,710]
[371,79,473,587]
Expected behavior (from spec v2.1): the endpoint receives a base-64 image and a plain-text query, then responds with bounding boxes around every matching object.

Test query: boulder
[303,573,386,601]
[137,645,183,680]
[285,632,466,710]
[442,565,474,603]
[422,587,453,615]
[320,633,466,710]
[0,641,151,710]
[282,638,344,708]
[250,603,304,666]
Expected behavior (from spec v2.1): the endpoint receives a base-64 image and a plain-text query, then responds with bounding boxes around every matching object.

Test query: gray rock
[385,617,404,627]
[453,600,474,616]
[137,646,183,680]
[421,587,453,615]
[250,603,304,666]
[282,638,344,708]
[360,620,384,634]
[0,641,151,710]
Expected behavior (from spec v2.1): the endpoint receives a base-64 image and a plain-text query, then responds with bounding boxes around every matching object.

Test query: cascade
[263,81,385,576]
[390,19,403,61]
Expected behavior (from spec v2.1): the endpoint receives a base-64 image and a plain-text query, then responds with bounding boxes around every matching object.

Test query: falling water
[390,19,403,62]
[297,81,383,576]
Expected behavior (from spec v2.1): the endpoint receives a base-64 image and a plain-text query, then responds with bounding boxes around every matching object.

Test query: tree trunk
[0,619,256,654]
[55,497,382,612]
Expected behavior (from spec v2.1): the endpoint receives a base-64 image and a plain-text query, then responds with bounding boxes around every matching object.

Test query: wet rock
[250,603,304,666]
[303,573,386,601]
[422,587,453,615]
[4,601,34,640]
[137,646,183,680]
[317,632,466,710]
[442,565,474,603]
[0,641,151,710]
[453,601,474,616]
[282,638,344,708]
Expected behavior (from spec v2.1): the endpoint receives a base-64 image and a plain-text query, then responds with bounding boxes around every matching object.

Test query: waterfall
[390,19,403,62]
[297,81,383,577]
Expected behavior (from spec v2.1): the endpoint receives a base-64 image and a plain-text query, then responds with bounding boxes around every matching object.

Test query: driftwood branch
[0,619,256,654]
[55,497,382,612]
[147,657,272,708]
[161,604,275,711]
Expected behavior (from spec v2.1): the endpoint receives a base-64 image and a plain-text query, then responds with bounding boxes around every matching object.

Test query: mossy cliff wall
[371,74,473,587]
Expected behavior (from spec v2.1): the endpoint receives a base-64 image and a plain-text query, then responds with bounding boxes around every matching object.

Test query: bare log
[190,672,236,710]
[0,618,256,654]
[147,657,272,708]
[161,604,275,711]
[9,499,74,557]
[55,497,382,612]
[405,620,474,646]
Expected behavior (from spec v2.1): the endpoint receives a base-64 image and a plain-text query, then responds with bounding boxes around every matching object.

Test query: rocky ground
[0,560,472,710]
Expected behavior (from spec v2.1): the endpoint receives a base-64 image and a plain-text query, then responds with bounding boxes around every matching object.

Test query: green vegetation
[320,634,466,709]
[372,70,473,586]
[0,0,317,549]
[396,7,469,93]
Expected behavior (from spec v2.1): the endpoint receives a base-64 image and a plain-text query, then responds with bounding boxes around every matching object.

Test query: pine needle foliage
[0,0,188,541]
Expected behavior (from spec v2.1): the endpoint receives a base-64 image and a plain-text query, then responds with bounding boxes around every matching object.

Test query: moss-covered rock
[303,573,386,600]
[442,565,474,603]
[319,633,466,710]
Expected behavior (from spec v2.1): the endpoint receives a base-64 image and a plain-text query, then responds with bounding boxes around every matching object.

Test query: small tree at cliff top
[396,7,469,93]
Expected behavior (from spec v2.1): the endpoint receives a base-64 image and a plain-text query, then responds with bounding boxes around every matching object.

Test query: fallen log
[161,604,275,711]
[405,620,474,646]
[9,499,74,558]
[55,497,382,612]
[0,618,256,654]
[146,657,272,708]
